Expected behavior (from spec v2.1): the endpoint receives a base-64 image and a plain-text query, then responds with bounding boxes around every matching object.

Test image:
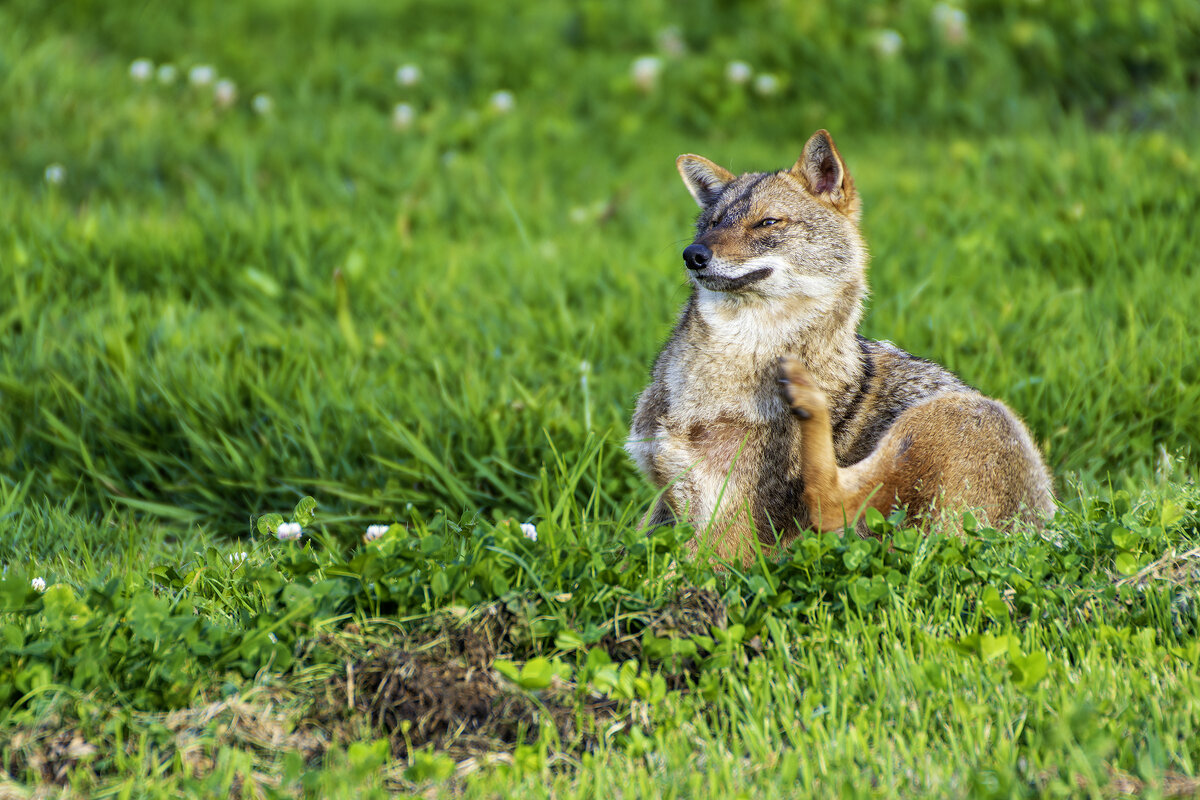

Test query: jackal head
[676,130,866,312]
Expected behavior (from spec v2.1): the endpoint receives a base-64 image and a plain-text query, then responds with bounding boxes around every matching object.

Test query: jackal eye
[754,218,781,228]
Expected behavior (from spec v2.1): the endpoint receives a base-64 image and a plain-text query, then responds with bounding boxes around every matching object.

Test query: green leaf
[769,589,794,609]
[403,750,455,783]
[617,659,638,698]
[148,565,184,589]
[981,585,1009,620]
[713,624,745,646]
[1160,500,1184,528]
[1010,650,1049,690]
[745,575,772,596]
[980,633,1014,662]
[256,513,284,536]
[555,629,586,651]
[643,634,698,662]
[292,496,318,527]
[949,633,1017,662]
[1115,552,1139,575]
[892,528,920,553]
[41,585,91,630]
[843,546,869,571]
[518,657,556,690]
[584,647,612,672]
[589,664,620,695]
[1,623,24,650]
[494,660,521,684]
[644,673,668,704]
[494,658,564,691]
[346,739,389,777]
[1109,527,1138,550]
[864,506,889,534]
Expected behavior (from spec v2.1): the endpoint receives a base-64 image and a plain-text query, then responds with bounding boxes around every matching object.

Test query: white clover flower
[392,102,415,130]
[228,551,248,564]
[364,524,389,542]
[44,164,65,185]
[189,64,216,87]
[656,26,686,57]
[753,73,780,96]
[252,93,273,115]
[932,3,968,44]
[725,60,752,85]
[31,577,46,592]
[872,30,903,58]
[157,64,178,84]
[489,90,515,113]
[276,522,303,541]
[214,79,237,108]
[520,523,538,542]
[631,56,662,92]
[395,64,421,87]
[129,58,153,83]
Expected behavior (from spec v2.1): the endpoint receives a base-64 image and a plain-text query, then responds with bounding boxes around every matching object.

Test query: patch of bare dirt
[308,587,725,758]
[311,623,616,759]
[601,587,727,662]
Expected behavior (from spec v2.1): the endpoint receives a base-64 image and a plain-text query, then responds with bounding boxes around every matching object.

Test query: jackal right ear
[792,130,860,219]
[676,155,735,208]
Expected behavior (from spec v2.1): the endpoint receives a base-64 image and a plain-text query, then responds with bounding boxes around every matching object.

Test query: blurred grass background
[2,0,1199,536]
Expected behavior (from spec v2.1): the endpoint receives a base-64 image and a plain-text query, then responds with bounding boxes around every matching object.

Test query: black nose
[683,243,712,271]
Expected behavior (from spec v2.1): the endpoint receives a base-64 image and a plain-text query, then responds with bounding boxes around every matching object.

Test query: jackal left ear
[792,130,860,219]
[676,154,735,208]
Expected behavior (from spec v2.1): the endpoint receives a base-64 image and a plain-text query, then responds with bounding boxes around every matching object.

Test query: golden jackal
[627,130,1055,562]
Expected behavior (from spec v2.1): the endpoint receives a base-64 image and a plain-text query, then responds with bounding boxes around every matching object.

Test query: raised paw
[777,356,828,421]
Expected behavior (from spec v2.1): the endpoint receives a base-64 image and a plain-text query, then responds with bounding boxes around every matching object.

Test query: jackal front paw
[778,356,828,421]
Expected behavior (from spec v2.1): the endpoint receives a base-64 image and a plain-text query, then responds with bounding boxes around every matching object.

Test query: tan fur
[628,131,1055,563]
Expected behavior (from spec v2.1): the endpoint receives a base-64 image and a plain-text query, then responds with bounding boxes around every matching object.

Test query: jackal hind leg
[778,357,902,533]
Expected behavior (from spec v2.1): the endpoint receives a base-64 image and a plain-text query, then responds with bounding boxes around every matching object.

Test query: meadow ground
[2,2,1200,797]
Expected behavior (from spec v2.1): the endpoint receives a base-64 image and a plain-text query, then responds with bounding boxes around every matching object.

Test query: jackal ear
[792,130,859,218]
[676,154,735,208]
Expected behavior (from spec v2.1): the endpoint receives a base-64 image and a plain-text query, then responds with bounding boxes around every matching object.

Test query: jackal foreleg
[778,357,895,532]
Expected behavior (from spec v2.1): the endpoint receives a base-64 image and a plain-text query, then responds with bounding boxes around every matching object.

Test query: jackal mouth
[695,268,773,292]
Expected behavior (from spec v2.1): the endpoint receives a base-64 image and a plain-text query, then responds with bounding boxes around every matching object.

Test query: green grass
[3,1,1200,797]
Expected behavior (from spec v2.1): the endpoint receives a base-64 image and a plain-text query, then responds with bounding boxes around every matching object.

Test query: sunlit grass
[2,1,1200,796]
